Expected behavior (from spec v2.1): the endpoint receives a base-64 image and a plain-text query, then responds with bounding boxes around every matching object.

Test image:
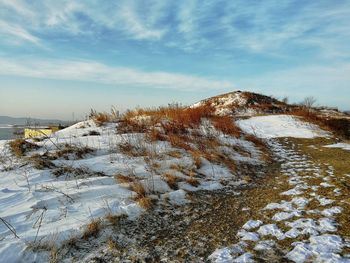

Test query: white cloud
[0,57,235,91]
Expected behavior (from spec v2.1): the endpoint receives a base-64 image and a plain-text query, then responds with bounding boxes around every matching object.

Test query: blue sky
[0,0,349,120]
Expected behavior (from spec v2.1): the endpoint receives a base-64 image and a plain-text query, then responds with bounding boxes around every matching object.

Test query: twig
[0,217,19,239]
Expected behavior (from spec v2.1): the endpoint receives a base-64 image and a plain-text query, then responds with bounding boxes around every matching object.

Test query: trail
[210,138,350,262]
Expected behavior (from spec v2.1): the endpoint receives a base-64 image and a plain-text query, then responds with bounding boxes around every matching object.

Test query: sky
[0,0,349,120]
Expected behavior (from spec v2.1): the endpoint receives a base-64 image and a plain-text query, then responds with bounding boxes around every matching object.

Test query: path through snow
[209,138,350,262]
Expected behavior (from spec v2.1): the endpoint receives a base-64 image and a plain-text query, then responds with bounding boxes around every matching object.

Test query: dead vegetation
[129,181,153,209]
[52,166,105,179]
[9,139,39,157]
[82,219,101,240]
[53,144,94,160]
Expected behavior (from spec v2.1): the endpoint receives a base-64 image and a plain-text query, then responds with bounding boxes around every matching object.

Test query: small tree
[301,96,317,109]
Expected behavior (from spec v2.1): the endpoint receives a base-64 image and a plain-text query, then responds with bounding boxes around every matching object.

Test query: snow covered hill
[0,92,349,262]
[192,91,291,116]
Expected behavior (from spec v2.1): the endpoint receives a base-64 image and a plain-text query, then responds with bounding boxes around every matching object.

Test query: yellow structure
[24,127,60,139]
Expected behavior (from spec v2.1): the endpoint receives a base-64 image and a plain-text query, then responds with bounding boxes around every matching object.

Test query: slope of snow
[237,115,327,139]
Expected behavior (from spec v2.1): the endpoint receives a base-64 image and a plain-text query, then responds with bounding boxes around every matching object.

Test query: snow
[242,220,262,230]
[324,143,350,151]
[237,115,327,139]
[257,224,284,240]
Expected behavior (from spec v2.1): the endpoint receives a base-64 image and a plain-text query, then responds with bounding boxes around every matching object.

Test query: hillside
[0,91,350,262]
[192,91,292,116]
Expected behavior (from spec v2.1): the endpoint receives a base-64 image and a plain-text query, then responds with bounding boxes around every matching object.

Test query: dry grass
[129,181,153,209]
[130,181,146,197]
[163,173,179,190]
[53,144,94,160]
[168,133,192,151]
[212,116,241,137]
[114,174,134,184]
[92,112,110,126]
[28,154,55,169]
[82,219,101,240]
[137,196,153,209]
[9,139,39,157]
[186,175,200,187]
[190,150,202,169]
[106,213,126,226]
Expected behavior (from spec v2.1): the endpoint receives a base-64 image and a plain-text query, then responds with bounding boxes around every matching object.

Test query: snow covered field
[237,115,328,139]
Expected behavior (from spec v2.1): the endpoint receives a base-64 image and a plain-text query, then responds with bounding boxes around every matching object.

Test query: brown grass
[9,139,39,157]
[129,181,153,209]
[168,134,192,151]
[186,176,200,187]
[163,173,179,190]
[190,150,202,169]
[82,219,101,240]
[212,116,241,137]
[137,196,153,209]
[92,112,110,126]
[130,181,146,197]
[114,174,134,184]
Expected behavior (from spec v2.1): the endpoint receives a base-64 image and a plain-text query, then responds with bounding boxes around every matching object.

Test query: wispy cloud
[0,57,235,91]
[0,20,40,44]
[1,0,350,58]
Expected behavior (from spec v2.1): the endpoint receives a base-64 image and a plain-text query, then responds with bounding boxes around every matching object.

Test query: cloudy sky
[0,0,349,119]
